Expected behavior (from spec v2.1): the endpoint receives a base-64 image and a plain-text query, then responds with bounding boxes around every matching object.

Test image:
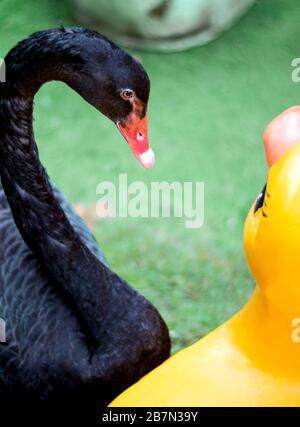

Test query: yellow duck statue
[110,106,300,407]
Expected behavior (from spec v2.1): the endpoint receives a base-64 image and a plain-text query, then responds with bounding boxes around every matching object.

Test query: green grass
[1,0,300,352]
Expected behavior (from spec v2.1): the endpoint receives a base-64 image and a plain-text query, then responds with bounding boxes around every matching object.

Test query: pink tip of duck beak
[264,106,300,168]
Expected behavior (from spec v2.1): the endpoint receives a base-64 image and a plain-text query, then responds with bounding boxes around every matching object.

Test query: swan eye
[120,89,134,101]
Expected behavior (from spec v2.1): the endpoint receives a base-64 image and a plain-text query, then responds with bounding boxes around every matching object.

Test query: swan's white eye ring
[120,89,134,101]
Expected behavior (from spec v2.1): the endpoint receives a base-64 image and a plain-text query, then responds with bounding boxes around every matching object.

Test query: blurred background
[1,0,300,352]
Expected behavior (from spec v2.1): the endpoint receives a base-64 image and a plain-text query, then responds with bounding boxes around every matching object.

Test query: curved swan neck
[0,96,82,276]
[3,28,86,99]
[0,30,120,344]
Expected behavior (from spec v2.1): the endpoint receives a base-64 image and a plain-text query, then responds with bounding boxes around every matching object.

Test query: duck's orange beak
[116,110,154,169]
[264,106,300,168]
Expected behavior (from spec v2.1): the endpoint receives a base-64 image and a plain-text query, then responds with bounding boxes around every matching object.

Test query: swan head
[6,28,154,168]
[244,107,300,315]
[59,28,154,169]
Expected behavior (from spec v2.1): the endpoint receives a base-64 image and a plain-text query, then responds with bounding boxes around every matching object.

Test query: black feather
[0,27,170,404]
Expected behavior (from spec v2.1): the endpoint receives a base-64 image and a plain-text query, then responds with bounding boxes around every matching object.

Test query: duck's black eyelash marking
[254,183,267,213]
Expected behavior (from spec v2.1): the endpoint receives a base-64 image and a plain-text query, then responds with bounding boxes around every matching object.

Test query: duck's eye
[120,89,134,101]
[254,183,267,213]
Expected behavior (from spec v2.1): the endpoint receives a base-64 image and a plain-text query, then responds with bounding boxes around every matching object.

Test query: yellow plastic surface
[110,142,300,407]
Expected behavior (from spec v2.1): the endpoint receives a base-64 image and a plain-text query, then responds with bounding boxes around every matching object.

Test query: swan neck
[3,29,84,99]
[0,61,114,346]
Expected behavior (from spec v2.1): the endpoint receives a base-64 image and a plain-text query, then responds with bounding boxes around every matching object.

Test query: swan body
[0,181,106,395]
[111,108,300,407]
[0,28,170,403]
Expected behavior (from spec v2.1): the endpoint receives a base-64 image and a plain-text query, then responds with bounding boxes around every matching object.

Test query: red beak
[116,112,155,169]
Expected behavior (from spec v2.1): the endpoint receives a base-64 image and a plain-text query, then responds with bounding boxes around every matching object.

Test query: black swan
[0,27,170,404]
